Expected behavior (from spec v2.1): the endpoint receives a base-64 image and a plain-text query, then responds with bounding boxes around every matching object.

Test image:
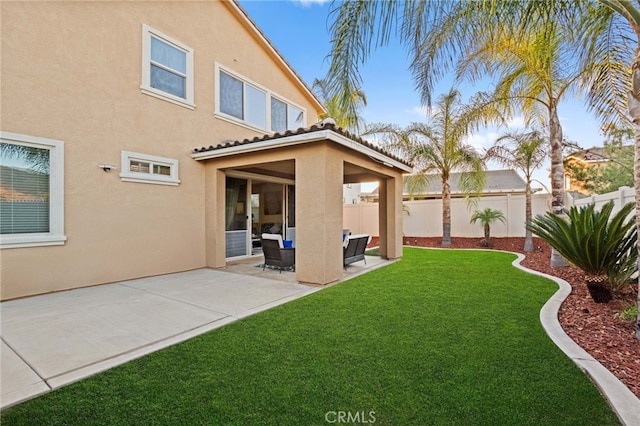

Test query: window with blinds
[141,24,194,109]
[0,132,65,249]
[0,144,50,234]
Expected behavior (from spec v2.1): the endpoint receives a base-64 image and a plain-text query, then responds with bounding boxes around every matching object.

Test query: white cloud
[464,132,500,151]
[505,115,526,129]
[406,105,429,117]
[404,105,439,121]
[290,0,330,7]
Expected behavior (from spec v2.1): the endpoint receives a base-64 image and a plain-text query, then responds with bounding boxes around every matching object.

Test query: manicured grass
[2,249,619,425]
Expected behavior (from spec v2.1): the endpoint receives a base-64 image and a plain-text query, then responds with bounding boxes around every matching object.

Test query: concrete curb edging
[511,253,640,426]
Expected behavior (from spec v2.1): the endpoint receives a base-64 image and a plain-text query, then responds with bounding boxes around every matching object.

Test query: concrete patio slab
[0,255,393,410]
[124,269,314,317]
[1,341,50,408]
[0,268,319,409]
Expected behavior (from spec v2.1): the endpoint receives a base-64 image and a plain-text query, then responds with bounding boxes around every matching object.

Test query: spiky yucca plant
[527,201,637,303]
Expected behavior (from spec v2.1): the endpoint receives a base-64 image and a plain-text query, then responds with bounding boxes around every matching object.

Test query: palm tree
[485,130,548,252]
[311,77,367,134]
[325,0,640,337]
[528,201,637,303]
[455,23,590,265]
[325,1,583,268]
[470,208,506,247]
[576,0,640,338]
[363,89,494,246]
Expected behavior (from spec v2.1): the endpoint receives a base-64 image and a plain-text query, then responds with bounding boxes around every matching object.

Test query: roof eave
[192,130,413,173]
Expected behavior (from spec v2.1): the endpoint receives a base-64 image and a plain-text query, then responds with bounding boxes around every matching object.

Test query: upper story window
[220,71,267,129]
[141,24,194,109]
[215,64,306,133]
[271,97,304,133]
[0,131,66,249]
[120,151,180,186]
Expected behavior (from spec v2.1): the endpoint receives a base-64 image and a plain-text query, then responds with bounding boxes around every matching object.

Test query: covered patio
[223,251,392,285]
[192,121,413,285]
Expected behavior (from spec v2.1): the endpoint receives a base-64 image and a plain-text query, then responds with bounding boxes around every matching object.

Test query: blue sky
[239,0,606,190]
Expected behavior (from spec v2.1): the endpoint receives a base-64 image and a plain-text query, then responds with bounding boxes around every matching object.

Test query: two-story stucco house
[1,0,410,300]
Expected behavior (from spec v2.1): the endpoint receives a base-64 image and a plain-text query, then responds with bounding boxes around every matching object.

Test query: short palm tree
[470,208,506,247]
[527,201,637,303]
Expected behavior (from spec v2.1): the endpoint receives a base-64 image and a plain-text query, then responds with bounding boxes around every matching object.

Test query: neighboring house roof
[192,121,414,171]
[364,169,531,198]
[224,1,325,116]
[414,169,528,195]
[565,147,609,163]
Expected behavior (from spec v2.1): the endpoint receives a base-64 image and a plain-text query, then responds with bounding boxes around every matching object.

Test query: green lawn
[1,248,619,425]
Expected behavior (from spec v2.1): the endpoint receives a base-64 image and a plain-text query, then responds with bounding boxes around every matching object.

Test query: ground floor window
[0,131,65,248]
[120,151,180,186]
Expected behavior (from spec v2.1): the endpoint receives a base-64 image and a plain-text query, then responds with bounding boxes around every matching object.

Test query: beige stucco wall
[1,1,321,299]
[295,144,345,284]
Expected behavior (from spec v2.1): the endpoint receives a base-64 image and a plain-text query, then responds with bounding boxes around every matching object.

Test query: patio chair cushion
[262,233,284,249]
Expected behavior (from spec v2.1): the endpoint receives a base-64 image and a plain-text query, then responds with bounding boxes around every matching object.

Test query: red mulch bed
[376,236,640,399]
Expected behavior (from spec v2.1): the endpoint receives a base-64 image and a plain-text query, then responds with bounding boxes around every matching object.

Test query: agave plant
[527,201,637,303]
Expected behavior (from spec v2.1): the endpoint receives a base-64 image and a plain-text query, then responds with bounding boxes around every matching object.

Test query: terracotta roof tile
[192,122,413,168]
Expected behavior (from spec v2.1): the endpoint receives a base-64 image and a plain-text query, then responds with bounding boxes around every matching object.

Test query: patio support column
[205,167,226,268]
[295,145,344,284]
[378,175,403,260]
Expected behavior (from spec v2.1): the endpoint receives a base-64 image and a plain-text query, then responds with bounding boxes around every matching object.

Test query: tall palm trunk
[524,180,534,252]
[549,104,569,267]
[635,123,640,338]
[442,178,452,246]
[630,48,640,339]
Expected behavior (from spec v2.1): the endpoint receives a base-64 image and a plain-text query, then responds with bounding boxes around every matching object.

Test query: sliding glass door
[225,176,248,258]
[225,174,295,259]
[286,184,295,245]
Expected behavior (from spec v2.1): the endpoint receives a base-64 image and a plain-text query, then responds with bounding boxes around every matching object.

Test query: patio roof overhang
[194,121,409,286]
[191,122,413,174]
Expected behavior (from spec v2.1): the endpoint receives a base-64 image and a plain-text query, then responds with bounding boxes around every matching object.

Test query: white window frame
[214,63,306,133]
[141,24,195,109]
[270,95,305,133]
[0,131,66,249]
[120,151,180,186]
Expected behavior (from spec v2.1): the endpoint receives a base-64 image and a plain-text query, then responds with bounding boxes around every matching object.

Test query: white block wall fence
[567,186,634,214]
[344,193,551,238]
[344,187,638,238]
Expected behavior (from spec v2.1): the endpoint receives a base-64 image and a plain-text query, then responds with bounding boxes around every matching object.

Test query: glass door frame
[225,170,295,260]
